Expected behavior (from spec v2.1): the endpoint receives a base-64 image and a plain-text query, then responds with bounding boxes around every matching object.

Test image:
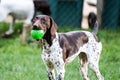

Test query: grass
[0,23,120,80]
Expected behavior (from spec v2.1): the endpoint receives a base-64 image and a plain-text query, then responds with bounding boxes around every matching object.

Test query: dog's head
[32,15,57,38]
[32,15,57,45]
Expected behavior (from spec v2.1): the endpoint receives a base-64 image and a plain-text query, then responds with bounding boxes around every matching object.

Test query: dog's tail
[88,12,97,29]
[88,12,99,35]
[92,21,99,35]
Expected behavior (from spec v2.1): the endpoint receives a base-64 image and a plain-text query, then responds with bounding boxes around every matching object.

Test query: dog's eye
[43,21,46,24]
[42,21,48,27]
[41,18,48,27]
[41,19,46,24]
[35,16,39,19]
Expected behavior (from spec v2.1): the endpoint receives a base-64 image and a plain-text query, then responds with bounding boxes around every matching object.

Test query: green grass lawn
[0,23,120,80]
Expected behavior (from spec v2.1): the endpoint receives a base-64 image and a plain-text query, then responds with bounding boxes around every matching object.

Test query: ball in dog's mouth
[30,30,44,40]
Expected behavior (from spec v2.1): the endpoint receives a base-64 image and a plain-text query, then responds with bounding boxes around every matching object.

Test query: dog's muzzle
[32,25,40,30]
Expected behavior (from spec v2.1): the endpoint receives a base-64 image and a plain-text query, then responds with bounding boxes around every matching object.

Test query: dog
[0,0,34,44]
[32,15,104,80]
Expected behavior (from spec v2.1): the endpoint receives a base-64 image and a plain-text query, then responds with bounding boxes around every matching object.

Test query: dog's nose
[32,25,39,30]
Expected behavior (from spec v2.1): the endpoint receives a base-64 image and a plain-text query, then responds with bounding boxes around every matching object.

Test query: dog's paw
[1,32,12,38]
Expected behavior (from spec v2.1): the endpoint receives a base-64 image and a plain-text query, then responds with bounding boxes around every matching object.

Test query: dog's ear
[49,16,57,37]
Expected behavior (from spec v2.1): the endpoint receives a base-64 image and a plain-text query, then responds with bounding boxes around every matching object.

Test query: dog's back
[0,0,34,20]
[57,21,101,63]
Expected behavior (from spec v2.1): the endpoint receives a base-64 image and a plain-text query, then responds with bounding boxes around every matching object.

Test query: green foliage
[0,23,120,80]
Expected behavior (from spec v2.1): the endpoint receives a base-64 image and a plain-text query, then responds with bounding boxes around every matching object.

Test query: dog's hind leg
[89,59,104,80]
[6,17,15,35]
[1,16,15,38]
[79,52,89,80]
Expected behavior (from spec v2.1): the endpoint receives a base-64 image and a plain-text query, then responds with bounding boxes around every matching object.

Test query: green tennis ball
[30,30,44,40]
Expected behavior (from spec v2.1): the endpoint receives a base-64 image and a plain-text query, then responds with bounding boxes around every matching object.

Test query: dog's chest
[41,38,63,63]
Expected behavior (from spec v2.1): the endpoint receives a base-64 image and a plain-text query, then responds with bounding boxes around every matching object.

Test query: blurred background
[2,0,120,29]
[0,0,120,80]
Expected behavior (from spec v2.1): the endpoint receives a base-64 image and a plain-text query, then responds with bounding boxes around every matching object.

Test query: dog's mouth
[31,25,45,41]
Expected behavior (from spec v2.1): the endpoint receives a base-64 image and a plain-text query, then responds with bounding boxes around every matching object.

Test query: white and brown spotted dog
[32,15,104,80]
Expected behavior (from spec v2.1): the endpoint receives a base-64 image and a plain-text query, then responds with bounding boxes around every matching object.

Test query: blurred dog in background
[0,0,34,44]
[0,0,51,44]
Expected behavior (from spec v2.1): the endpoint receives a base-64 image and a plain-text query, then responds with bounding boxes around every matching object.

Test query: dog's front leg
[55,61,65,80]
[47,69,56,80]
[45,62,56,80]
